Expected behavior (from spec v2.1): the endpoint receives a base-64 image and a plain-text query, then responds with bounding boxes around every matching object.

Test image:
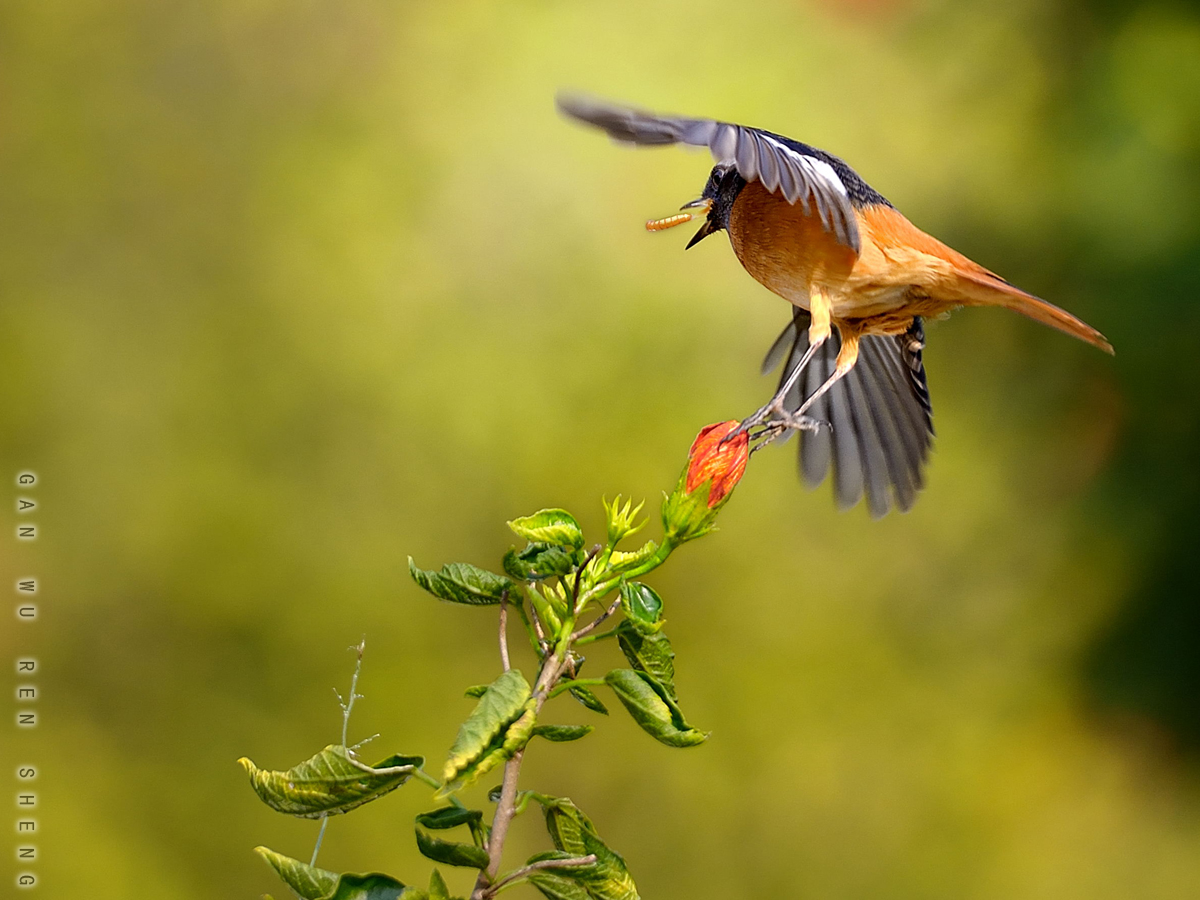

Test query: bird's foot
[727,401,779,439]
[729,405,827,454]
[777,411,825,434]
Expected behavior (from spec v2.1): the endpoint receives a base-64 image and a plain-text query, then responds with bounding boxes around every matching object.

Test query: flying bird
[557,93,1112,517]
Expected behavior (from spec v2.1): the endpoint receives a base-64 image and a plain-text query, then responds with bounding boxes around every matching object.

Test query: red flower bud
[685,421,749,507]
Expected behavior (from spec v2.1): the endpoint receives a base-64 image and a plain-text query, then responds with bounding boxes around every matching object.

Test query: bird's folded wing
[558,93,860,252]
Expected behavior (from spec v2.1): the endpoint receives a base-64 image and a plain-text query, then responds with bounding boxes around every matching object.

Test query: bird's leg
[733,291,833,437]
[788,331,861,422]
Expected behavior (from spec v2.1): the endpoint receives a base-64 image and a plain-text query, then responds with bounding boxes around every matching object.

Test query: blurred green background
[3,0,1200,896]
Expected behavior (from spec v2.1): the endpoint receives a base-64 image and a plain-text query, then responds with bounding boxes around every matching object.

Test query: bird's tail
[957,272,1114,354]
[764,309,935,518]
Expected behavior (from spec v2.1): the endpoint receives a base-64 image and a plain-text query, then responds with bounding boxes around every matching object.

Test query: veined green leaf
[503,543,578,581]
[532,724,594,743]
[255,847,410,900]
[617,583,663,634]
[541,798,596,856]
[534,798,640,900]
[529,870,593,900]
[507,509,584,548]
[604,669,707,748]
[568,685,608,715]
[615,623,675,700]
[463,685,489,699]
[256,846,338,899]
[408,558,514,606]
[427,869,451,900]
[324,874,411,900]
[416,807,483,831]
[442,670,532,793]
[415,825,490,869]
[240,746,424,818]
[606,541,658,573]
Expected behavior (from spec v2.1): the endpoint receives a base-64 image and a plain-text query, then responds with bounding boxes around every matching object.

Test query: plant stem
[546,677,606,700]
[571,595,623,641]
[498,596,510,673]
[310,816,329,866]
[487,854,598,895]
[340,638,367,747]
[312,639,367,867]
[471,628,573,900]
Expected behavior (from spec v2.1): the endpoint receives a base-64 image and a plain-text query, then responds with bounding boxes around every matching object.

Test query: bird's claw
[726,402,778,440]
[723,406,828,453]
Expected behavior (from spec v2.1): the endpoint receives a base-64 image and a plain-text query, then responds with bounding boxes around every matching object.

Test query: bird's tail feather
[958,272,1114,354]
[767,311,935,517]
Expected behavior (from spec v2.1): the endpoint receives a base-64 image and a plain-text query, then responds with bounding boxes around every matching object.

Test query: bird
[557,93,1113,517]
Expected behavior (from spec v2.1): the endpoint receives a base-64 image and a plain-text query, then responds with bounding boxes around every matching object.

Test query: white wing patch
[758,133,847,199]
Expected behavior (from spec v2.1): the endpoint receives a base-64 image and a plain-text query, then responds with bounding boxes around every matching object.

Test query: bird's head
[644,165,746,248]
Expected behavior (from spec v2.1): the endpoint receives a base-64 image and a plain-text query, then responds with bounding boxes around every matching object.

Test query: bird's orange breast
[727,182,858,306]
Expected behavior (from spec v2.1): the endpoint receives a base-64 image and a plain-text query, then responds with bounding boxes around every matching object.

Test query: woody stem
[470,626,574,900]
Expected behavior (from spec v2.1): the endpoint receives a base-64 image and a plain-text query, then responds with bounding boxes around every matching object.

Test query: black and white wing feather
[764,309,935,517]
[557,93,862,252]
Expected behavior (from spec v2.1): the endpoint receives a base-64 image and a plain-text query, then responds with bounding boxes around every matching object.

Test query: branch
[486,854,598,896]
[571,595,622,642]
[498,594,510,672]
[470,650,573,900]
[312,639,367,867]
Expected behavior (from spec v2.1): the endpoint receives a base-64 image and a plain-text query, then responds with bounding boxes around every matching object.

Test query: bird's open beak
[685,217,718,250]
[683,197,716,248]
[645,197,717,249]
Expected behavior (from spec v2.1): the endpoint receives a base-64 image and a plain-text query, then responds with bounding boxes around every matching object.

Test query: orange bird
[558,94,1113,517]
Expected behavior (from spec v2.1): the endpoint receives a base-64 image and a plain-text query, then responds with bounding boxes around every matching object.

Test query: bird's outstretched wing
[557,93,861,252]
[763,309,934,517]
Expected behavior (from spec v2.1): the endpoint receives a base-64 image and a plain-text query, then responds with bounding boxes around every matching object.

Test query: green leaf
[535,799,641,900]
[255,847,409,900]
[503,543,578,581]
[617,583,664,634]
[442,670,532,794]
[529,871,593,900]
[415,824,490,870]
[324,874,411,900]
[408,558,514,606]
[532,724,594,743]
[615,623,675,701]
[427,869,451,900]
[568,685,609,715]
[417,807,487,867]
[606,541,659,574]
[416,807,483,831]
[463,685,489,699]
[256,846,338,899]
[414,807,490,870]
[603,669,707,748]
[541,799,596,856]
[507,509,584,548]
[240,746,424,818]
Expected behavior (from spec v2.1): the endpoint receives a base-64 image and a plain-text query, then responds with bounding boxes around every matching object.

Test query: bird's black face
[685,165,746,249]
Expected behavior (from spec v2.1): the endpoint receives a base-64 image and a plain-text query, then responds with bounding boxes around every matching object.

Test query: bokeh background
[3,0,1200,896]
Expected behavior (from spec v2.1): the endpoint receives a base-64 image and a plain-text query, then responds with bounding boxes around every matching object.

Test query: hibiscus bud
[662,421,749,546]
